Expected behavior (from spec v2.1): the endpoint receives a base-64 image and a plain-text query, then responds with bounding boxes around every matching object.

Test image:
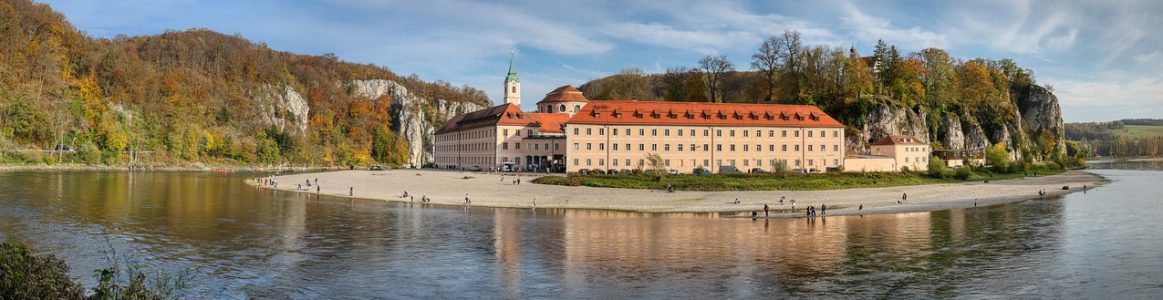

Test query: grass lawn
[533,165,1066,191]
[1113,125,1163,139]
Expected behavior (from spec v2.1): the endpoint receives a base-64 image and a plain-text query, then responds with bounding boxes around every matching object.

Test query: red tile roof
[871,135,926,145]
[537,85,589,104]
[565,100,845,128]
[435,103,569,134]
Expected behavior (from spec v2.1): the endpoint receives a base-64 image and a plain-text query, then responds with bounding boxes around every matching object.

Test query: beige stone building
[843,135,931,172]
[434,103,569,172]
[564,101,846,174]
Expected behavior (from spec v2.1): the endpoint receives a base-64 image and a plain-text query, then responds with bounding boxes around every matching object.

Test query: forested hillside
[1065,120,1162,157]
[580,32,1068,163]
[0,0,489,166]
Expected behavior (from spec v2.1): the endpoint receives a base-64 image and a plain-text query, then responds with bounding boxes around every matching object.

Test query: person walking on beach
[763,204,769,219]
[349,187,353,197]
[902,192,908,202]
[316,185,320,194]
[779,196,785,205]
[532,197,536,209]
[465,194,471,205]
[858,204,863,211]
[821,203,827,216]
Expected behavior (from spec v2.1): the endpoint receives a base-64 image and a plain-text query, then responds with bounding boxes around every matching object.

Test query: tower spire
[503,50,521,105]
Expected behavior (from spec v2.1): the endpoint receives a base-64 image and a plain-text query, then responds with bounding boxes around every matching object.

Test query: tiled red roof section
[565,100,845,128]
[435,103,571,134]
[537,85,589,104]
[870,135,926,145]
[531,113,569,133]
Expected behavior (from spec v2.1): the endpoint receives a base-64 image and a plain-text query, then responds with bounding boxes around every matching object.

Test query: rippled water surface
[1,161,1161,299]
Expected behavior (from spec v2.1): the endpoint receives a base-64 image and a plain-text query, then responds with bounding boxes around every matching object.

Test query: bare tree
[698,55,734,103]
[751,35,786,102]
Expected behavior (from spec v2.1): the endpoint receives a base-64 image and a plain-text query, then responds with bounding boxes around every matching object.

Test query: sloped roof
[537,85,589,104]
[435,103,569,134]
[871,135,926,146]
[565,100,845,128]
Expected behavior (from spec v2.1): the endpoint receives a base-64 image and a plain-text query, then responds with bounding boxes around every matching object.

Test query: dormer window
[559,104,566,112]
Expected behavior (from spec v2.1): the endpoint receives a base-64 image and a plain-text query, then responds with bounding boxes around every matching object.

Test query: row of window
[501,142,560,151]
[574,143,841,153]
[573,127,840,139]
[904,156,929,163]
[573,158,841,168]
[437,142,494,152]
[904,146,927,152]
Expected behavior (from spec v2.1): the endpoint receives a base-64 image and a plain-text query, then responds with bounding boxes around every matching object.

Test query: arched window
[511,86,516,93]
[574,105,581,112]
[547,105,553,113]
[559,104,566,112]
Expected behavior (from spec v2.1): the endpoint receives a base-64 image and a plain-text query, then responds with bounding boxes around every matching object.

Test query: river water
[1,161,1161,299]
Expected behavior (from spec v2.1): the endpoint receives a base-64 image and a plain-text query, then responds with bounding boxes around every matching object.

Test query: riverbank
[0,163,342,172]
[254,169,1107,217]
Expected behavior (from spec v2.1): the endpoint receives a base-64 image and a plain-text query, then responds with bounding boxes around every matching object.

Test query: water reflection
[0,164,1159,298]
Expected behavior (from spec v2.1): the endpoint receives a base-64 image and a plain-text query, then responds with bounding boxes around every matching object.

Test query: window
[770,145,775,152]
[717,144,723,151]
[834,159,839,165]
[613,144,619,151]
[690,129,696,136]
[743,145,749,151]
[586,128,592,135]
[598,159,604,166]
[625,129,630,135]
[625,159,630,166]
[728,159,736,166]
[704,144,710,152]
[743,130,749,137]
[808,131,813,138]
[716,130,722,137]
[516,143,520,150]
[703,160,710,167]
[572,128,578,135]
[560,104,566,112]
[639,129,645,136]
[511,86,516,93]
[691,144,696,151]
[795,130,800,137]
[794,145,800,151]
[639,159,645,166]
[613,129,618,136]
[820,130,825,137]
[833,130,839,138]
[515,130,520,137]
[613,159,619,166]
[664,144,670,151]
[730,130,735,137]
[677,129,683,136]
[573,143,579,150]
[769,130,774,137]
[528,130,533,136]
[678,144,684,151]
[598,143,604,150]
[795,159,801,166]
[834,145,839,152]
[716,160,722,166]
[534,144,539,150]
[757,159,763,167]
[652,129,658,136]
[820,144,825,152]
[586,143,592,150]
[782,130,787,137]
[639,144,645,151]
[664,129,670,136]
[504,129,509,136]
[554,143,559,150]
[652,144,658,151]
[905,157,910,162]
[586,159,592,166]
[809,159,814,166]
[808,145,813,151]
[756,144,761,152]
[503,143,509,150]
[704,130,710,137]
[625,143,630,151]
[664,159,671,167]
[599,128,605,135]
[743,160,749,167]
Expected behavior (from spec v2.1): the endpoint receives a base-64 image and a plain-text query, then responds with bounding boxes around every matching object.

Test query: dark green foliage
[0,242,86,300]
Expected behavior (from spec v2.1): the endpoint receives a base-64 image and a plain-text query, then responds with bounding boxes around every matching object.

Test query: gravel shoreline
[253,169,1107,217]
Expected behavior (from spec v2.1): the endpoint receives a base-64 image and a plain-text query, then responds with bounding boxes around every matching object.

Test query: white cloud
[838,2,951,50]
[1051,75,1163,107]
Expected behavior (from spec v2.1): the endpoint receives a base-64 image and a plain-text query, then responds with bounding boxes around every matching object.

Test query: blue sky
[42,0,1163,122]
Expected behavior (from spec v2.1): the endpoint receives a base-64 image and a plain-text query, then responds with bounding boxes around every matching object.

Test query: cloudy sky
[43,0,1163,122]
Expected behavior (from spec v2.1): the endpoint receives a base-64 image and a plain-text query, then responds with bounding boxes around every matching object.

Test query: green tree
[985,143,1011,172]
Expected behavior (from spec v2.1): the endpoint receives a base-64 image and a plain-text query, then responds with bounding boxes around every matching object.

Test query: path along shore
[253,169,1107,218]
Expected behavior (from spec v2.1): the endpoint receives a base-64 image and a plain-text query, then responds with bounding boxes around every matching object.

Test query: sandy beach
[253,169,1107,217]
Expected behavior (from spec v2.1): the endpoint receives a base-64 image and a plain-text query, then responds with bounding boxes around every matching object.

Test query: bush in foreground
[1,241,177,300]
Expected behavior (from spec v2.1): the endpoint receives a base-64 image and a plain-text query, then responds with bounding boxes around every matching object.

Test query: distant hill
[1065,120,1162,157]
[0,0,488,166]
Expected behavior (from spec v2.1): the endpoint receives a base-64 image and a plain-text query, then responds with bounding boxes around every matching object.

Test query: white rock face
[348,79,487,167]
[254,85,310,134]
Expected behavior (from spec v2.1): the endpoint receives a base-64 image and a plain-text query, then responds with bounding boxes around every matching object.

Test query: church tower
[503,52,521,105]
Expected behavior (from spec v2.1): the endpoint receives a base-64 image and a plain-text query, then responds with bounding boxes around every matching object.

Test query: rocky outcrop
[940,114,965,150]
[253,85,310,134]
[349,79,486,167]
[856,102,929,153]
[1016,84,1066,158]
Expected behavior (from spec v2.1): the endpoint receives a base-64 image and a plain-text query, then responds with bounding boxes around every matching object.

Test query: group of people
[402,191,431,203]
[501,176,522,185]
[804,204,826,217]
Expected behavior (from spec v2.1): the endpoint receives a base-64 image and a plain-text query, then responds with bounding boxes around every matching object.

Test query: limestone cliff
[850,84,1065,161]
[253,85,310,134]
[348,80,487,167]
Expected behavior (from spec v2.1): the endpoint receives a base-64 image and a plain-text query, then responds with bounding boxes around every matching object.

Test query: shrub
[986,143,1011,173]
[78,143,102,165]
[927,156,948,178]
[955,164,972,180]
[0,242,86,299]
